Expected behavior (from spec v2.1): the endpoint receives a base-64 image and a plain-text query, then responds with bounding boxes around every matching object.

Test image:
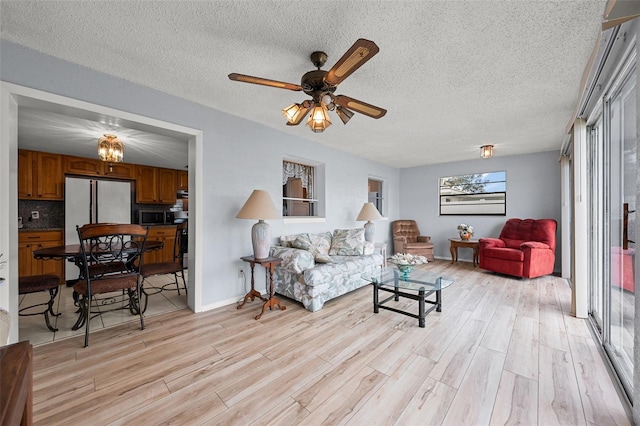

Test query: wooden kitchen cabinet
[103,162,135,179]
[17,150,33,199]
[65,155,135,179]
[136,165,177,204]
[177,170,188,191]
[18,150,63,200]
[18,230,64,283]
[144,226,177,264]
[136,165,157,203]
[157,168,177,204]
[64,155,102,176]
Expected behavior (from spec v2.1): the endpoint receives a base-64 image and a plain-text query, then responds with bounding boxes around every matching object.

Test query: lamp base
[252,220,271,259]
[363,221,375,242]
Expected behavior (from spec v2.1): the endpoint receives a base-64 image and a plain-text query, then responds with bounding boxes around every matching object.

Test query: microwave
[138,210,174,225]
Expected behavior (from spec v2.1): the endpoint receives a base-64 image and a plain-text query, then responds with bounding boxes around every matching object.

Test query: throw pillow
[329,228,365,256]
[307,231,332,256]
[291,234,312,251]
[269,246,315,273]
[279,233,304,247]
[292,234,334,264]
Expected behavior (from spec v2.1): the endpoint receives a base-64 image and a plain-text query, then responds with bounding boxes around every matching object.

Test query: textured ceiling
[0,1,607,168]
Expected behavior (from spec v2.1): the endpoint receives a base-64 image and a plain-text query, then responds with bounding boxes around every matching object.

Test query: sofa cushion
[483,247,524,262]
[329,228,365,255]
[291,233,333,264]
[307,232,332,255]
[303,254,382,287]
[269,246,315,273]
[279,233,305,248]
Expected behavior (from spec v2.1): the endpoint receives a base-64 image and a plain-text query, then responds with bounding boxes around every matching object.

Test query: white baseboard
[199,296,238,312]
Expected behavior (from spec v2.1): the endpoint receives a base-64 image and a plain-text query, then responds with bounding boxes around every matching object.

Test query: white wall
[0,40,563,343]
[0,40,400,322]
[398,151,562,267]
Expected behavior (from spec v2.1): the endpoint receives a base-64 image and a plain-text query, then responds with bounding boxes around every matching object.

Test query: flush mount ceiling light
[480,144,494,159]
[229,39,387,133]
[98,134,124,163]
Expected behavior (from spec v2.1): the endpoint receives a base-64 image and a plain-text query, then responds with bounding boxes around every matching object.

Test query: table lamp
[236,190,280,259]
[356,202,383,242]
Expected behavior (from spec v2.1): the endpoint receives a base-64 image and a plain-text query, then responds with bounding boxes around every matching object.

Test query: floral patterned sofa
[269,228,383,312]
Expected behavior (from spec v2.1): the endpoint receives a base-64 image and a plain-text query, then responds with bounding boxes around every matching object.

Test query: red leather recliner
[479,218,557,279]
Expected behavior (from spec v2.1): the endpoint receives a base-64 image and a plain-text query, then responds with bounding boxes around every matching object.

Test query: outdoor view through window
[439,171,506,215]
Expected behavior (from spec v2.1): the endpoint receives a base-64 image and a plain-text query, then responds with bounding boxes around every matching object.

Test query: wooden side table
[239,255,286,320]
[449,238,480,267]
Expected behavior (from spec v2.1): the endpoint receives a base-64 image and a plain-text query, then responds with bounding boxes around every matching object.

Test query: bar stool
[18,275,61,332]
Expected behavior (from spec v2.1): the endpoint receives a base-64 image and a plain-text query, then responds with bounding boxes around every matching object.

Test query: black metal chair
[74,223,148,347]
[18,274,61,332]
[140,222,188,305]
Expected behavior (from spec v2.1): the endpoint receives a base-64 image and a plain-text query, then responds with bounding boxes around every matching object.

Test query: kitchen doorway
[1,82,204,343]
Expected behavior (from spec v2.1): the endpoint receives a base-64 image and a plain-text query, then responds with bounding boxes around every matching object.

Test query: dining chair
[140,222,188,307]
[75,223,148,347]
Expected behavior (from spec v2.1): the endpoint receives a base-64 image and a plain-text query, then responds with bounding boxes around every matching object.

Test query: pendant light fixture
[98,134,124,163]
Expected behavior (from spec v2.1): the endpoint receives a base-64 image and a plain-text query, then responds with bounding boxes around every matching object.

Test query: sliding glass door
[606,64,636,387]
[587,53,636,395]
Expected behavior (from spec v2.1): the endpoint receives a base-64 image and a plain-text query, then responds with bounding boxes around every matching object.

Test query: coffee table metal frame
[363,268,454,328]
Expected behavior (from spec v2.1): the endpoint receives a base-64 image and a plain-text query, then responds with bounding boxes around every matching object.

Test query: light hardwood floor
[29,260,631,425]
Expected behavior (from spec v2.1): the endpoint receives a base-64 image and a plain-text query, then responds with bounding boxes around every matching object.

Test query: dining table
[32,240,163,330]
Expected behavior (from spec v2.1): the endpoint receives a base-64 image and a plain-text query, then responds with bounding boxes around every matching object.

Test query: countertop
[19,228,64,232]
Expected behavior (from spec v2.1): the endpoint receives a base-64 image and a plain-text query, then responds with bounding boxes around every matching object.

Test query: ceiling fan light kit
[229,39,387,133]
[307,102,332,133]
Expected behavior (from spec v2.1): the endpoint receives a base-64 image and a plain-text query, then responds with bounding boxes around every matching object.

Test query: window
[282,160,318,217]
[368,178,383,214]
[439,171,506,215]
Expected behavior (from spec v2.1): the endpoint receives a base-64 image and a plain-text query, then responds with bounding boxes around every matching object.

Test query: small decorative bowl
[396,264,414,273]
[395,264,415,279]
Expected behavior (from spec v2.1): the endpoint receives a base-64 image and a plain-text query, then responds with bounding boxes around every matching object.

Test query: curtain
[282,161,313,197]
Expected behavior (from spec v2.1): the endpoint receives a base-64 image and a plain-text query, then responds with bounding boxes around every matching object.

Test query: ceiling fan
[228,38,387,133]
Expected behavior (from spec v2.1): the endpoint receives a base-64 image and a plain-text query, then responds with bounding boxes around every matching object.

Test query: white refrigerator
[65,177,132,279]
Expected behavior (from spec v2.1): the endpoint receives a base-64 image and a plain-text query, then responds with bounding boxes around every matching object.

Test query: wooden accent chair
[140,222,188,307]
[18,274,61,332]
[479,218,557,279]
[75,223,148,347]
[391,220,435,261]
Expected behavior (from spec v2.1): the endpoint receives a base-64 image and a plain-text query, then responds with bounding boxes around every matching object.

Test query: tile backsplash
[18,199,173,229]
[18,200,64,230]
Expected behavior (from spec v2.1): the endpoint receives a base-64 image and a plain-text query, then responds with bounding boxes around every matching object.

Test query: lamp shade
[237,190,280,259]
[356,202,382,243]
[356,202,383,221]
[236,190,280,220]
[306,102,332,133]
[335,106,354,125]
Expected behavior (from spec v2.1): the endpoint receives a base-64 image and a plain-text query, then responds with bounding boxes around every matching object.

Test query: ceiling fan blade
[334,95,386,119]
[228,73,302,91]
[324,39,380,86]
[286,105,312,126]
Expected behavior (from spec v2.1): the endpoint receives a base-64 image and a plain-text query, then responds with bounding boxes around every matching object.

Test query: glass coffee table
[362,267,454,327]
